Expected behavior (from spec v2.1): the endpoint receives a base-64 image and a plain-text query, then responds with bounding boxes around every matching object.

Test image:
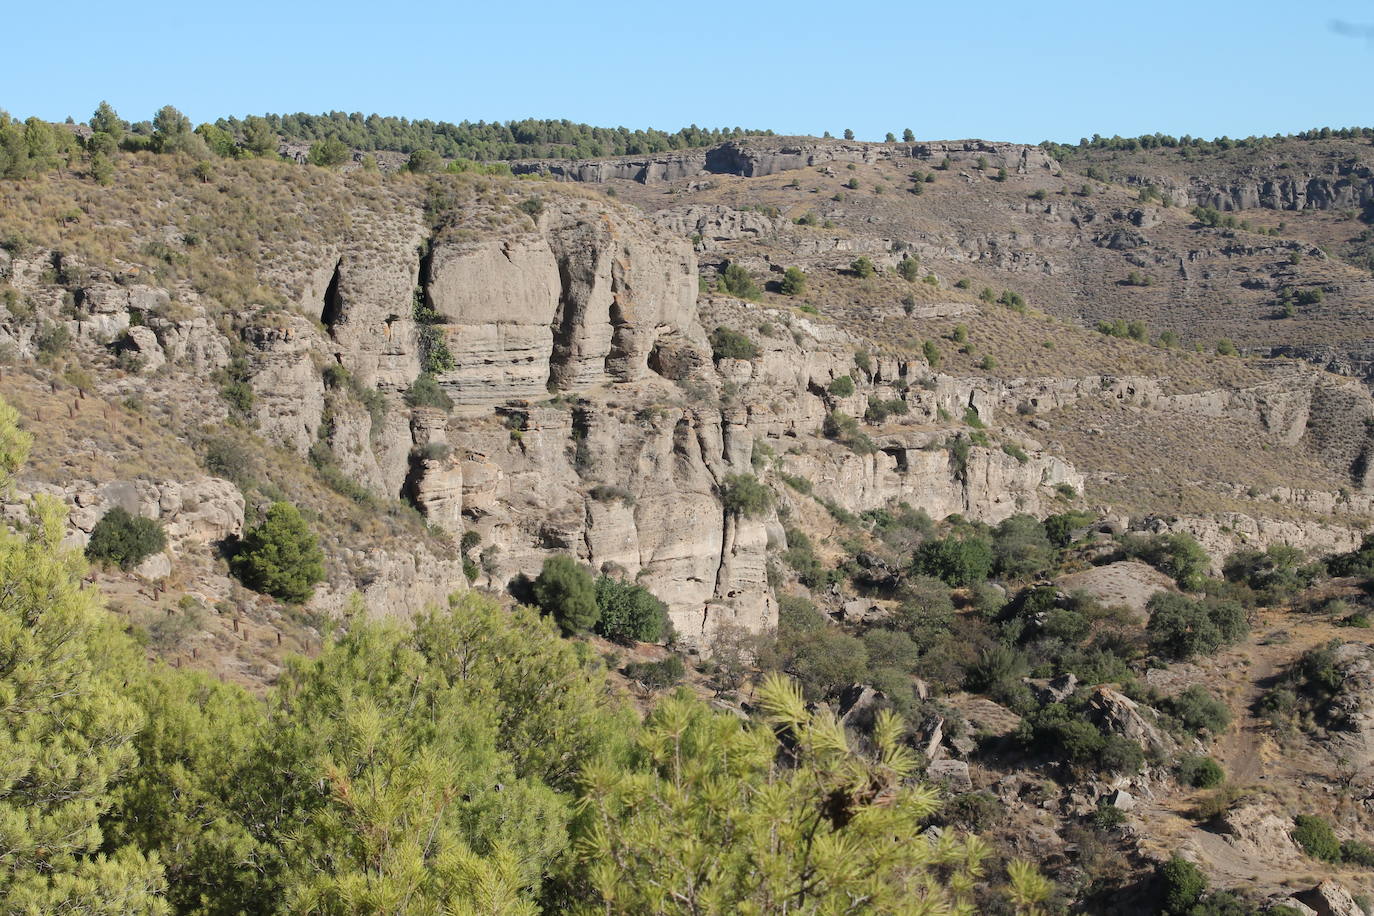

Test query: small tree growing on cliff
[779,266,806,296]
[86,506,166,571]
[720,473,772,518]
[232,502,325,603]
[533,555,599,635]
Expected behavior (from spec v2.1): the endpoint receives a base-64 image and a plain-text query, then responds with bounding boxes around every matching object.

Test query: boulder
[121,326,166,373]
[836,684,884,731]
[1085,686,1177,757]
[1216,803,1300,862]
[1297,881,1364,916]
[1025,672,1078,705]
[926,759,973,792]
[133,551,172,581]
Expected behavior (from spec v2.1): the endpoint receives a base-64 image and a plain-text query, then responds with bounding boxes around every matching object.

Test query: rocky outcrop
[29,476,245,554]
[243,314,326,454]
[1084,686,1177,757]
[1320,643,1374,769]
[510,138,1060,184]
[1297,880,1366,916]
[1215,803,1301,862]
[418,202,701,405]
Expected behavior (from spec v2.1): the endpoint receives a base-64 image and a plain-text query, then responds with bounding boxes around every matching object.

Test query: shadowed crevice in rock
[400,451,426,510]
[320,258,343,331]
[547,256,580,391]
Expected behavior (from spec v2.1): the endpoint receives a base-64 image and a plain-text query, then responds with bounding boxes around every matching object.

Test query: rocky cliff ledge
[509,138,1061,184]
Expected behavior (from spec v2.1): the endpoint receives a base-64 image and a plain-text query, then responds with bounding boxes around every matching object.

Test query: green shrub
[922,339,941,368]
[822,410,877,455]
[1044,510,1095,547]
[896,257,920,282]
[1160,855,1207,915]
[624,654,685,689]
[992,514,1052,580]
[532,554,599,635]
[1166,685,1231,736]
[1146,593,1248,660]
[307,137,350,167]
[780,266,806,295]
[404,373,453,410]
[1341,839,1374,867]
[85,507,166,571]
[850,257,876,279]
[1292,814,1342,862]
[1122,532,1210,591]
[827,375,855,397]
[1178,755,1225,788]
[1097,736,1145,774]
[720,473,772,518]
[719,262,761,299]
[913,534,994,587]
[594,576,670,645]
[231,502,325,603]
[709,325,759,361]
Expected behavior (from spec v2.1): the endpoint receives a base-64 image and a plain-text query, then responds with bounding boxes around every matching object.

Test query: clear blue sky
[5,0,1372,143]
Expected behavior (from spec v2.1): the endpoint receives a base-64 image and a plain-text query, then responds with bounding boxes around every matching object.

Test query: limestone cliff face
[509,138,1060,184]
[418,202,702,404]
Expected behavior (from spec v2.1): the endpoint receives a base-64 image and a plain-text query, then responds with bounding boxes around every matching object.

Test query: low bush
[1292,814,1341,862]
[1178,755,1225,788]
[86,507,166,571]
[624,654,685,689]
[404,373,453,410]
[709,325,759,361]
[913,534,994,587]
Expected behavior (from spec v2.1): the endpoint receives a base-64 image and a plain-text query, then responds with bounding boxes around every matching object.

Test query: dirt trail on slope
[1135,612,1370,893]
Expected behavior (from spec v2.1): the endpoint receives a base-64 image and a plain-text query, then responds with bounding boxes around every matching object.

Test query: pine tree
[231,501,325,603]
[0,396,168,913]
[570,674,991,913]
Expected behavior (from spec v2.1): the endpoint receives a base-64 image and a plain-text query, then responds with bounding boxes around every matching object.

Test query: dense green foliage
[1178,755,1225,788]
[719,472,773,518]
[1145,592,1247,660]
[1292,814,1342,862]
[231,502,325,603]
[593,575,669,644]
[708,325,758,361]
[532,554,599,635]
[1121,532,1210,591]
[404,373,454,410]
[779,265,806,295]
[827,374,855,397]
[717,262,762,300]
[914,533,994,587]
[0,405,167,912]
[86,506,167,570]
[216,112,773,160]
[1041,125,1374,160]
[572,675,993,913]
